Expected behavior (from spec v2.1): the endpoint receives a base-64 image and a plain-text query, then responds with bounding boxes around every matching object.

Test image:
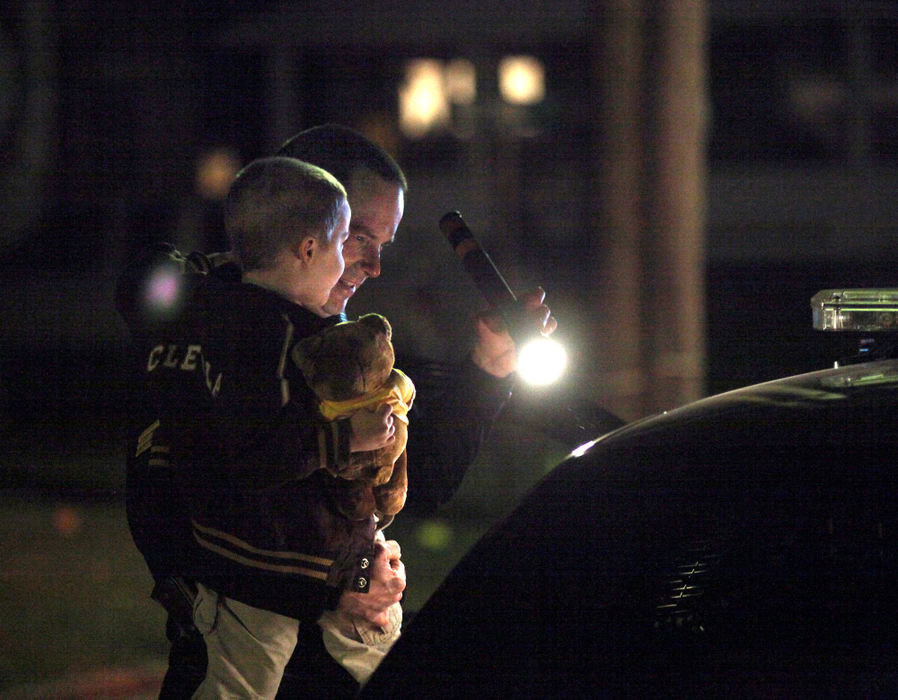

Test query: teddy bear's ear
[292,334,322,375]
[358,313,392,341]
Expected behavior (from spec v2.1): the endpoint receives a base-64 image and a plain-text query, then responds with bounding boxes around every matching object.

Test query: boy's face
[303,200,351,308]
[319,170,404,316]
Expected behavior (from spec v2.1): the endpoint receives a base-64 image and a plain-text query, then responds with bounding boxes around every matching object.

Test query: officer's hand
[471,286,557,378]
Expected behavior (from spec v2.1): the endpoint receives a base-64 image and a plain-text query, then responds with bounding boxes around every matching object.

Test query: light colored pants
[190,582,402,698]
[319,601,403,685]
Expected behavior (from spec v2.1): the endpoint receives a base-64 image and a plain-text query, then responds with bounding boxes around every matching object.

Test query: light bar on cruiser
[812,289,898,332]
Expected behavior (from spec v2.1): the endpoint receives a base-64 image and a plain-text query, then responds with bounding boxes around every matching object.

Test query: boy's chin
[320,295,350,317]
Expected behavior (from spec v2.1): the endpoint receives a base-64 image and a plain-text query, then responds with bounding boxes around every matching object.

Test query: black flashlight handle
[439,210,539,348]
[440,212,622,437]
[439,210,519,308]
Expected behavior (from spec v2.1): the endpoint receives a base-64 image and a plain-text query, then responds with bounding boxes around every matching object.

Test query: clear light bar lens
[812,289,898,331]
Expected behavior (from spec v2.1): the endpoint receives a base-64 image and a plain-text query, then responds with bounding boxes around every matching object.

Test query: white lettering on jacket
[147,344,222,397]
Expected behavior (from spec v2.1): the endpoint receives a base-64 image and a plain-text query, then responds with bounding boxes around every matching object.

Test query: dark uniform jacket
[116,244,513,623]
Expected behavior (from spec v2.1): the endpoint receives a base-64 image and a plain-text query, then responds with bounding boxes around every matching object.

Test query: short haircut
[225,156,347,272]
[277,124,408,194]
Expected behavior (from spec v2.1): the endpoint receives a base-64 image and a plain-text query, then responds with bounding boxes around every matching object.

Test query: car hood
[363,360,898,697]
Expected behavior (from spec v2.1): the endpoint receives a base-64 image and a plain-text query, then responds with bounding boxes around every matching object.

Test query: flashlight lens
[518,337,567,386]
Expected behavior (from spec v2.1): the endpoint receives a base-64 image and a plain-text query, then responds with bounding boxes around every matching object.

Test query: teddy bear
[292,313,415,529]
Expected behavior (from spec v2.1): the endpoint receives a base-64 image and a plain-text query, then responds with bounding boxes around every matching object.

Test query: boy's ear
[296,236,317,264]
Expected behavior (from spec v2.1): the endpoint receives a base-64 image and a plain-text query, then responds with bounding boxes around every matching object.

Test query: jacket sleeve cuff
[326,544,377,599]
[461,355,515,420]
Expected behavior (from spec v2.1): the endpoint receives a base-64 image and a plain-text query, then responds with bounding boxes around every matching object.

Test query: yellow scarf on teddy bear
[317,368,416,424]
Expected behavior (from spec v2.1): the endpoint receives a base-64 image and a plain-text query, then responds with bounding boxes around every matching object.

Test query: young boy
[126,156,401,697]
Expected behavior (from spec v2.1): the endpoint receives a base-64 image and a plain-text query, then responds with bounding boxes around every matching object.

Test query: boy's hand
[349,404,395,452]
[471,286,558,378]
[338,539,405,628]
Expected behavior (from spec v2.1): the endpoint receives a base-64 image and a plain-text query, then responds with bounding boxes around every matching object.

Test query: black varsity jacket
[116,244,514,621]
[123,265,373,620]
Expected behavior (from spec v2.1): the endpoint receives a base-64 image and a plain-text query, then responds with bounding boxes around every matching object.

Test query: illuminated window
[398,55,547,138]
[195,147,241,201]
[498,55,545,105]
[399,59,451,139]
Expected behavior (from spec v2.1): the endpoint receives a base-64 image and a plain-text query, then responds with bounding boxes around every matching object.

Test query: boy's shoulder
[116,244,241,333]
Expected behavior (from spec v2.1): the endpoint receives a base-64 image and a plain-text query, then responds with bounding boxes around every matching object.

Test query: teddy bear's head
[292,313,395,402]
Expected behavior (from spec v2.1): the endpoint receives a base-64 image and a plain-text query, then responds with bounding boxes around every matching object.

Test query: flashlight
[438,211,567,385]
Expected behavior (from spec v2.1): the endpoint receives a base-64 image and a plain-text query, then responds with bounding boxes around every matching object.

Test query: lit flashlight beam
[438,211,567,386]
[518,334,567,386]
